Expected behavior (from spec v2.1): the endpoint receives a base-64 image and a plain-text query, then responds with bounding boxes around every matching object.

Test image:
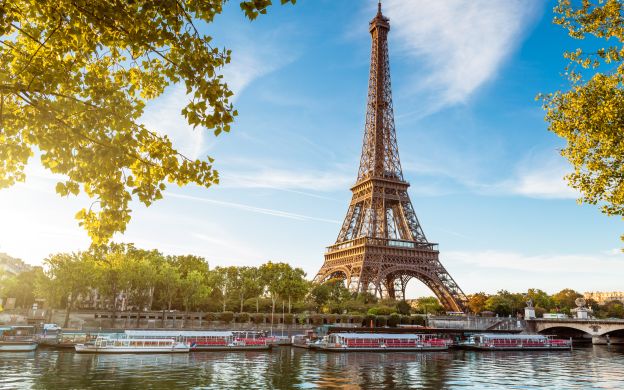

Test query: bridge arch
[536,322,624,337]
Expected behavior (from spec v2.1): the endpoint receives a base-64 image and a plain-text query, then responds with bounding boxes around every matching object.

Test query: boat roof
[331,333,424,339]
[475,333,548,339]
[125,330,233,337]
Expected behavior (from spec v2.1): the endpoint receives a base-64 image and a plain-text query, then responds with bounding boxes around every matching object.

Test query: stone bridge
[527,318,624,344]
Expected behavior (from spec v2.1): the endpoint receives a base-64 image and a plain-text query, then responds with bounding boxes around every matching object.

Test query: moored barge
[318,333,450,352]
[459,334,572,351]
[75,337,189,354]
[124,330,272,351]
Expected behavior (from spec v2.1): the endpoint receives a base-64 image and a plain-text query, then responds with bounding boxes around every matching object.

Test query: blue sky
[0,0,622,296]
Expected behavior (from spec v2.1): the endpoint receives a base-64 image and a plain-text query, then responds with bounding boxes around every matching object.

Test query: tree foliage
[484,290,525,317]
[0,0,295,244]
[542,0,624,242]
[467,292,488,315]
[43,252,96,327]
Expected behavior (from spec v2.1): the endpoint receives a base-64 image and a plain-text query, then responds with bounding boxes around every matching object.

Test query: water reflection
[0,345,623,389]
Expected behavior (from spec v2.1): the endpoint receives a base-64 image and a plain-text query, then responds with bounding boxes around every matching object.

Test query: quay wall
[0,309,426,331]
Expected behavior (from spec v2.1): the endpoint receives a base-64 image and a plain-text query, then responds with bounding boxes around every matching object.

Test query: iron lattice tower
[314,3,467,312]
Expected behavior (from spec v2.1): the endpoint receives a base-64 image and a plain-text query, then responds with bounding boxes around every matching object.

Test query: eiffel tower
[314,2,467,312]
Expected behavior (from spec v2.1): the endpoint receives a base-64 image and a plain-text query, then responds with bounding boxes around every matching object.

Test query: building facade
[584,291,624,305]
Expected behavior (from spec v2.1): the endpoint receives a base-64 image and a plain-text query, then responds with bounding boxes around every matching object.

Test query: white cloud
[489,151,579,199]
[220,167,352,193]
[443,249,624,294]
[447,249,624,274]
[382,0,541,113]
[402,148,580,200]
[166,192,340,224]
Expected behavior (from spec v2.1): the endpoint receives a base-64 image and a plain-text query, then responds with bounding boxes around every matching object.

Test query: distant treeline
[467,289,624,319]
[1,244,622,326]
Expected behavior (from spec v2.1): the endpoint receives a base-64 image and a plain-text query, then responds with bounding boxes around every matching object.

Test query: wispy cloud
[486,151,578,199]
[166,192,340,224]
[382,0,541,114]
[402,147,579,200]
[447,249,624,274]
[220,167,352,193]
[444,248,624,293]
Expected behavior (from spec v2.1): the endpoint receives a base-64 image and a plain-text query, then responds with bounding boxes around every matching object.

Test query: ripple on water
[0,345,623,389]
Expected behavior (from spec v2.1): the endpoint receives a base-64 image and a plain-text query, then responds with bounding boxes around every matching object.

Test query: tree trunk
[288,296,292,314]
[136,308,141,328]
[63,296,73,328]
[110,292,118,328]
[271,297,276,335]
[148,287,154,311]
[240,296,244,313]
[256,298,259,313]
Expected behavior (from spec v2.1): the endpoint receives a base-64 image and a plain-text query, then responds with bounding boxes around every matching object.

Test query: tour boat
[124,330,272,351]
[317,333,451,352]
[75,336,190,354]
[459,334,572,351]
[0,326,38,352]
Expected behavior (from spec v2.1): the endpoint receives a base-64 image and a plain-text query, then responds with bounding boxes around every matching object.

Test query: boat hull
[0,342,38,352]
[319,346,448,352]
[191,345,271,351]
[75,345,189,354]
[460,345,571,351]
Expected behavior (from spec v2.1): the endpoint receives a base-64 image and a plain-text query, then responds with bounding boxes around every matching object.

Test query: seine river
[1,346,623,389]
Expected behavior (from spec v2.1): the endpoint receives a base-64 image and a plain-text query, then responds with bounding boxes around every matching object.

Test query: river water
[1,346,623,389]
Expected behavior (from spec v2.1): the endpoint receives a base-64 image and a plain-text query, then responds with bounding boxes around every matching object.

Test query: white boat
[0,339,38,352]
[459,333,572,351]
[75,337,189,354]
[124,330,272,351]
[0,326,38,352]
[318,333,450,352]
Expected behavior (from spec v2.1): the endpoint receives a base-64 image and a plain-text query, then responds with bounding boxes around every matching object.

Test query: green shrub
[325,314,337,324]
[368,306,394,316]
[388,313,401,327]
[219,311,234,323]
[400,315,411,324]
[283,313,294,325]
[204,312,217,321]
[363,314,376,327]
[376,315,387,327]
[237,312,250,323]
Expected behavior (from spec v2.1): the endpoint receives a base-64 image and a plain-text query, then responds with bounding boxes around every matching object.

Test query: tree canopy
[542,0,624,243]
[0,0,295,244]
